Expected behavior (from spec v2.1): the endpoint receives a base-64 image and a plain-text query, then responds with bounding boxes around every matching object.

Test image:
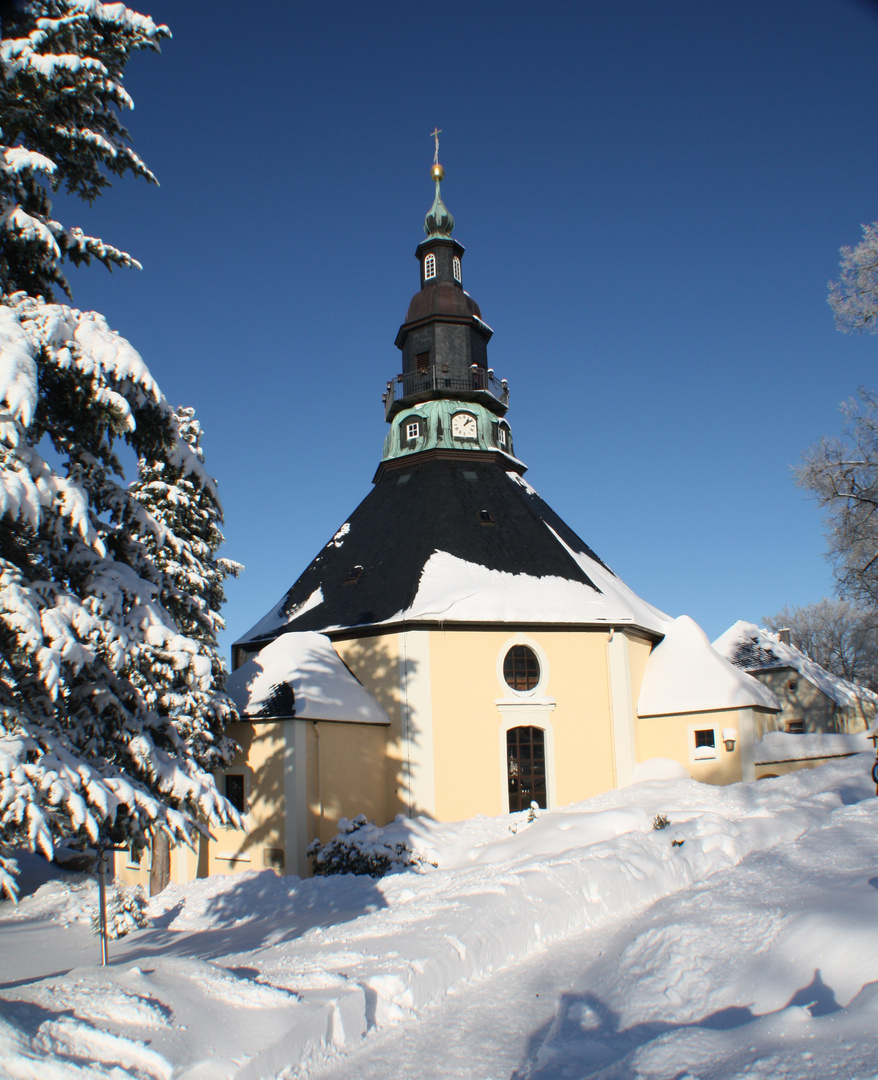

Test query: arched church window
[507,726,547,811]
[424,253,436,280]
[503,645,540,691]
[453,256,461,282]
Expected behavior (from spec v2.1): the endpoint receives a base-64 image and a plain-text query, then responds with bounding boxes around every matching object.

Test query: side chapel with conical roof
[118,148,781,886]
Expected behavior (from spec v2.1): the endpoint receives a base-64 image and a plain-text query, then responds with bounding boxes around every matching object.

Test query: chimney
[778,628,791,646]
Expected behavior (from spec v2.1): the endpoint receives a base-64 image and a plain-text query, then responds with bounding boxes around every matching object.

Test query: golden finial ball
[431,163,445,181]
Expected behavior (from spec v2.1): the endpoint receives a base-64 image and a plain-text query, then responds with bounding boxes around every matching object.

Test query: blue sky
[57,0,878,657]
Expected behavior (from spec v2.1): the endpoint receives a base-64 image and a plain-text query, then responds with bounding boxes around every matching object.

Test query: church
[118,152,784,887]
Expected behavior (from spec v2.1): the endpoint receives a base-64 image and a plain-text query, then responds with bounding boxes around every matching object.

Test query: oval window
[503,645,540,692]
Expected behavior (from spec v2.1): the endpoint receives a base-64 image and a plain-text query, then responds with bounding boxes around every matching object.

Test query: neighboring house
[118,163,785,888]
[713,621,877,779]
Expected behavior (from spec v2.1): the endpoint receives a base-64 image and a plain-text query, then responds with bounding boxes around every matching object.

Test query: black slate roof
[727,639,788,672]
[236,455,622,647]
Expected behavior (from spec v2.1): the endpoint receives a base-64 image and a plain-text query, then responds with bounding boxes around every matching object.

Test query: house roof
[235,458,671,647]
[225,632,390,725]
[712,620,878,710]
[638,615,780,717]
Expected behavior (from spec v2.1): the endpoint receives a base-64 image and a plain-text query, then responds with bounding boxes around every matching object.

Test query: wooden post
[97,850,109,966]
[149,832,171,896]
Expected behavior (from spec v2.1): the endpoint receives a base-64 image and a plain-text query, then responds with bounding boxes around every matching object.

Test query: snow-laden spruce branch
[0,1,169,300]
[0,3,241,901]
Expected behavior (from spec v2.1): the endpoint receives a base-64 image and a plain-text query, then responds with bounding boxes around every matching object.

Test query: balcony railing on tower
[383,364,509,420]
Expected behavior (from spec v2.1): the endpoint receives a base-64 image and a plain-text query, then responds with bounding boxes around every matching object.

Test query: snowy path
[307,793,878,1080]
[302,915,614,1080]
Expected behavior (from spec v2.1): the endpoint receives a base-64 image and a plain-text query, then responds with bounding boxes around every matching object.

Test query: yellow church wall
[427,628,618,820]
[204,718,286,877]
[637,708,751,785]
[303,720,396,847]
[625,632,655,770]
[331,632,407,823]
[113,719,284,887]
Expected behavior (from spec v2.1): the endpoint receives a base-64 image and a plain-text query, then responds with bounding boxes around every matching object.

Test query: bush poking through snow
[91,883,149,940]
[527,801,541,823]
[308,815,434,878]
[653,813,670,830]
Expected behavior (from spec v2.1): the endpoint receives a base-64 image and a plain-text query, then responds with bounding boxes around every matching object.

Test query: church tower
[381,151,513,475]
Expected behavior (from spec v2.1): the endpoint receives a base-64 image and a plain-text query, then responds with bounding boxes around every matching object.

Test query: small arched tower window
[424,253,436,281]
[453,255,461,283]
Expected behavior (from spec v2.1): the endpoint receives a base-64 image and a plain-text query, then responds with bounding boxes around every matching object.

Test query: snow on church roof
[713,620,878,710]
[226,632,389,725]
[235,461,671,645]
[398,543,671,628]
[638,616,780,717]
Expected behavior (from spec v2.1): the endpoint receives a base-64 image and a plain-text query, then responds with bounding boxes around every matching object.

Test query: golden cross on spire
[430,127,442,165]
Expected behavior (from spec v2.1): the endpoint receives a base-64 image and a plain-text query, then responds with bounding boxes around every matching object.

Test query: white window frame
[424,253,436,281]
[453,255,461,282]
[406,421,420,440]
[688,725,719,763]
[498,425,508,447]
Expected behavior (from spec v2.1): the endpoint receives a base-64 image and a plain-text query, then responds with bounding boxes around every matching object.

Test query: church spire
[425,128,454,238]
[378,137,516,475]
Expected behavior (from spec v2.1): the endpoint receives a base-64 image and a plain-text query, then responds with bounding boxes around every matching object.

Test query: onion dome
[424,163,455,238]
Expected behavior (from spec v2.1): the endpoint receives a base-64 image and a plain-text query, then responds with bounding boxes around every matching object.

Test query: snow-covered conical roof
[226,632,389,725]
[638,615,780,717]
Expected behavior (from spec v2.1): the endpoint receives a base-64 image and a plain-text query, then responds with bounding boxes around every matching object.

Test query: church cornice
[372,444,525,484]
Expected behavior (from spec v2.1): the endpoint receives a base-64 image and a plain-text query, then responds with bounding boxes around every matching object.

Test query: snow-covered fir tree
[128,407,242,893]
[0,2,240,900]
[129,407,242,772]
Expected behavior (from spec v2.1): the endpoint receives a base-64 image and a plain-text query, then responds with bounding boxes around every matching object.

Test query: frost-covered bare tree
[797,389,878,610]
[0,2,240,900]
[763,598,878,690]
[828,221,878,334]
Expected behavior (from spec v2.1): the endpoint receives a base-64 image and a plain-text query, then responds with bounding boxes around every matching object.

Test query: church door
[507,726,547,812]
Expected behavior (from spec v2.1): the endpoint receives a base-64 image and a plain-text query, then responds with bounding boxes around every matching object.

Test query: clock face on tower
[451,412,477,440]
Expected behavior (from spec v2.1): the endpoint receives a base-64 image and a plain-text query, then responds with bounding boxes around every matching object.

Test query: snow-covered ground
[2,757,878,1079]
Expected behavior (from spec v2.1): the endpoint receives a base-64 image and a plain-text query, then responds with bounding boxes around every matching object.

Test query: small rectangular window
[786,720,805,734]
[498,427,507,446]
[453,256,461,282]
[479,509,495,525]
[225,774,245,813]
[416,351,431,372]
[424,253,436,280]
[406,421,420,440]
[343,565,364,585]
[396,473,412,485]
[462,470,478,481]
[694,729,715,749]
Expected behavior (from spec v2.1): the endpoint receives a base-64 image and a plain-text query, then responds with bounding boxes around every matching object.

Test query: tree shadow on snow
[510,970,840,1080]
[113,867,390,965]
